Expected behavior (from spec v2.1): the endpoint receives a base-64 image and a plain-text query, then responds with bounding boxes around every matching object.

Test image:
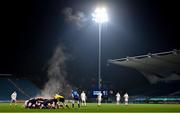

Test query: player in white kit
[80,91,87,106]
[124,92,129,105]
[97,91,102,106]
[116,92,121,105]
[10,91,17,105]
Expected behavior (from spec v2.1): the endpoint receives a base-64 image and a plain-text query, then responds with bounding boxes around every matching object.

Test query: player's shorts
[11,99,16,102]
[81,98,86,101]
[116,98,120,101]
[73,97,79,101]
[98,98,102,101]
[59,98,65,103]
[42,101,49,107]
[125,99,128,102]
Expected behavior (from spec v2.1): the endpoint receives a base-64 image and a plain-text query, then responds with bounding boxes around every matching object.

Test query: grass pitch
[0,103,180,112]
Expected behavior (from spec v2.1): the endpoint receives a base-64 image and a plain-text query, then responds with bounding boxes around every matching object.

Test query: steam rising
[41,45,71,98]
[62,7,88,28]
[40,7,86,98]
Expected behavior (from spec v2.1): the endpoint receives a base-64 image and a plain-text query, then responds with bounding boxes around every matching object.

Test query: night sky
[1,0,179,89]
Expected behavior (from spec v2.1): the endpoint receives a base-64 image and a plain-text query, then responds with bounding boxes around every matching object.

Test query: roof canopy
[108,49,180,84]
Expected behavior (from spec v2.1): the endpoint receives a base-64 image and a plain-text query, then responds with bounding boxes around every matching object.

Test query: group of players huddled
[24,94,69,109]
[24,90,83,109]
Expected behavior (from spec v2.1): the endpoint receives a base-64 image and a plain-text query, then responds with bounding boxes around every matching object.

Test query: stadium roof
[108,49,180,84]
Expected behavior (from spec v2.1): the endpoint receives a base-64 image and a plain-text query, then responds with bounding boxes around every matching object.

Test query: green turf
[0,103,180,112]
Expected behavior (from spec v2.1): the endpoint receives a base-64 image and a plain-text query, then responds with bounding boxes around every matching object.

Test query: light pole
[92,7,108,90]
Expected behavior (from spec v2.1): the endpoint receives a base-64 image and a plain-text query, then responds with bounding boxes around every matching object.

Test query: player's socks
[66,105,69,108]
[78,104,80,108]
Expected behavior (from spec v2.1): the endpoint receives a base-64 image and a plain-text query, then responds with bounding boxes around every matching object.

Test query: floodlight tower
[92,7,108,90]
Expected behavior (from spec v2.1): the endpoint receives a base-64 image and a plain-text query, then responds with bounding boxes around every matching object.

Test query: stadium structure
[0,50,180,104]
[108,49,180,103]
[0,74,40,102]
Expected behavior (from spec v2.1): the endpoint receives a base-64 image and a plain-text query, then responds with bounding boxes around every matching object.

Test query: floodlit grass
[0,103,180,112]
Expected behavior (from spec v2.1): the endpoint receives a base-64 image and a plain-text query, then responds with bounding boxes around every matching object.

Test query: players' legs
[125,100,128,105]
[98,99,101,105]
[116,99,120,105]
[72,100,75,108]
[40,103,44,109]
[14,99,17,105]
[10,99,13,105]
[60,99,69,109]
[51,102,56,109]
[81,100,84,106]
[29,102,33,108]
[77,100,80,108]
[10,99,16,105]
[64,103,70,109]
[82,99,86,106]
[84,100,86,106]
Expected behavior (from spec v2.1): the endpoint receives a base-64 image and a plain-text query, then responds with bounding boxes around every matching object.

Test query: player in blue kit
[71,90,80,108]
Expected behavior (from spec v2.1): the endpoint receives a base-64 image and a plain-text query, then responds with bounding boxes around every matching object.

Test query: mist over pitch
[41,45,72,98]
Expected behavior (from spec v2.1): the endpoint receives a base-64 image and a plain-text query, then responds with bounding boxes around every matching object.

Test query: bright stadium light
[92,7,108,90]
[92,8,108,23]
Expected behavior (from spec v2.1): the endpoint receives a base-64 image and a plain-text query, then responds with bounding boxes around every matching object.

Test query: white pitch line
[0,112,180,113]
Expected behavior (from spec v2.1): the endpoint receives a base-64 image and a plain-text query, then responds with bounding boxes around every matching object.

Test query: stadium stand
[108,49,180,96]
[0,75,40,102]
[128,80,180,96]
